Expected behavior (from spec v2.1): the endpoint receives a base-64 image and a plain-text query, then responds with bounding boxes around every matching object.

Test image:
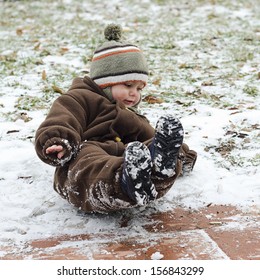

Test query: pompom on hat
[90,24,149,89]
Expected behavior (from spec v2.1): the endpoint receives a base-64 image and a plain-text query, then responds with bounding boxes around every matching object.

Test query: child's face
[111,81,145,107]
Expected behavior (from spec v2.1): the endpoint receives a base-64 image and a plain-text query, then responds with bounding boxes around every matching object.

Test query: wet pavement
[1,205,259,260]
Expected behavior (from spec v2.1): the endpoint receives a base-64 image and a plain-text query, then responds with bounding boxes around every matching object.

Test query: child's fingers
[46,145,64,154]
[57,150,66,159]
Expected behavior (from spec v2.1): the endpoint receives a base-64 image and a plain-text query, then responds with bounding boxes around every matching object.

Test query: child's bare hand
[46,145,65,159]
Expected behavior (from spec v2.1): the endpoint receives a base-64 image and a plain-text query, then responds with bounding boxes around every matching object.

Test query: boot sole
[152,116,184,178]
[122,142,157,206]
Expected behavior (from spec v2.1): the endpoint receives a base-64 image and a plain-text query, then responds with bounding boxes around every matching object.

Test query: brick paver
[0,205,259,260]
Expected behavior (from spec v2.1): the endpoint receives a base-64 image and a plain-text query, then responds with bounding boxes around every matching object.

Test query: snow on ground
[0,0,259,248]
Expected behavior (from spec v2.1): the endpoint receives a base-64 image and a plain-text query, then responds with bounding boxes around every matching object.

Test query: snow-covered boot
[121,141,158,206]
[150,115,184,178]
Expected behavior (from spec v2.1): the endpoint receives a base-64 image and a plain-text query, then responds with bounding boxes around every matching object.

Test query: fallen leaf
[179,63,194,69]
[251,124,260,130]
[34,42,41,50]
[175,100,193,107]
[6,130,20,134]
[143,95,164,104]
[40,49,51,56]
[16,28,23,36]
[52,85,65,94]
[225,130,249,138]
[228,107,240,110]
[230,110,241,115]
[201,80,213,86]
[42,70,47,80]
[13,112,32,122]
[20,113,32,122]
[18,176,32,180]
[60,47,69,54]
[152,77,162,86]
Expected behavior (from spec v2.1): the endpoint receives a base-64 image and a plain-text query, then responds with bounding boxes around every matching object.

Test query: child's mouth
[124,100,135,106]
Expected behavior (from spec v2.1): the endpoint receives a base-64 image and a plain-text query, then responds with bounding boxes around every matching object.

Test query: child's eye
[125,83,132,87]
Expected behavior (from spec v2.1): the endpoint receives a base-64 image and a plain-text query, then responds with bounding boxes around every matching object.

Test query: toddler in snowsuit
[35,24,197,213]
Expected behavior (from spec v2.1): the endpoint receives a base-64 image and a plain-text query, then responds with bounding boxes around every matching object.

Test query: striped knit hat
[90,24,148,89]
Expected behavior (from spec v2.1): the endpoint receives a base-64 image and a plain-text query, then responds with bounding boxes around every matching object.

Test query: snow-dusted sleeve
[35,92,88,166]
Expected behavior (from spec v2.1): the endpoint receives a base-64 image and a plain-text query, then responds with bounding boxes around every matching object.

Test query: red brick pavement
[1,205,259,260]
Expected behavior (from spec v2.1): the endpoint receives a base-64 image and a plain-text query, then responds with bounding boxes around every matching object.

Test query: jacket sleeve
[35,92,88,166]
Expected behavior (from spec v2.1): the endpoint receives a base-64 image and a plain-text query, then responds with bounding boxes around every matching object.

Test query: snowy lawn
[0,0,259,247]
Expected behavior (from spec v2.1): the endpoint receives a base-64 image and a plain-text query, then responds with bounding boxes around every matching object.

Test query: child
[35,24,197,213]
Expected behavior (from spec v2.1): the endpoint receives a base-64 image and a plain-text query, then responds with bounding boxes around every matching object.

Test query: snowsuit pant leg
[54,140,135,213]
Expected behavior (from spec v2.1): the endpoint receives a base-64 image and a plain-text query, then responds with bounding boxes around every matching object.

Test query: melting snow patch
[151,251,164,260]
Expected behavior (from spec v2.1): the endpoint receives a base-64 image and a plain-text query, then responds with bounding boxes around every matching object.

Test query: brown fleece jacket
[35,76,197,213]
